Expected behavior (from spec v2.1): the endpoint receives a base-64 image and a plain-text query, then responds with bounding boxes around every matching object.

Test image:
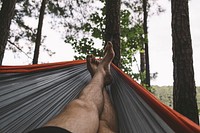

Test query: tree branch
[7,40,32,59]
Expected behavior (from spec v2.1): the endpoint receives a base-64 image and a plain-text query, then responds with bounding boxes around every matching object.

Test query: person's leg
[98,89,118,133]
[86,50,118,133]
[44,42,115,133]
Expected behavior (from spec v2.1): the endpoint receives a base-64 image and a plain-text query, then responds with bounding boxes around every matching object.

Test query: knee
[68,99,98,114]
[99,120,115,133]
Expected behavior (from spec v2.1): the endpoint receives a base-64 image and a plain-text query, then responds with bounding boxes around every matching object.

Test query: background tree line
[0,0,199,124]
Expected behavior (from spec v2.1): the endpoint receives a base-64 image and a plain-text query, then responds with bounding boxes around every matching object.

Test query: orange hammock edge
[0,60,199,132]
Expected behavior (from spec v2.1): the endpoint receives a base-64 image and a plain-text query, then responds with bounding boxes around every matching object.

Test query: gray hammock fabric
[110,68,174,133]
[0,62,199,133]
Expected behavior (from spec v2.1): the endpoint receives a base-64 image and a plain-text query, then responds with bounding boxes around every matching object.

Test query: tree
[0,0,17,65]
[32,0,47,64]
[143,0,150,87]
[3,0,56,64]
[171,0,199,124]
[65,0,145,78]
[7,0,39,60]
[140,0,147,85]
[105,0,121,67]
[64,0,163,83]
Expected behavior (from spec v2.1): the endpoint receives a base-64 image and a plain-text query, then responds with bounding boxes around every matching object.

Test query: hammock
[0,60,199,133]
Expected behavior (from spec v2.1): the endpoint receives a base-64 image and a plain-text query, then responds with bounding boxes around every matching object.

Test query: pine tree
[0,0,17,65]
[171,0,199,124]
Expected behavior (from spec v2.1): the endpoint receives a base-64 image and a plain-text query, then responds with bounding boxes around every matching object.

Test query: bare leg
[86,47,118,133]
[45,42,115,133]
[98,89,118,133]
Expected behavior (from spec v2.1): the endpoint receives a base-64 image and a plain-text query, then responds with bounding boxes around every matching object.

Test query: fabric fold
[0,61,199,133]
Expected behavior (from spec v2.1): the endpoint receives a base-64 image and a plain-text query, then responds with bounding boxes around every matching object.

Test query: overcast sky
[148,0,200,86]
[3,0,200,86]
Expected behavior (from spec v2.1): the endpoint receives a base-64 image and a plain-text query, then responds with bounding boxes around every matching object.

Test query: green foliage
[7,0,38,56]
[153,86,200,113]
[7,0,55,61]
[65,0,105,60]
[64,1,147,81]
[153,86,173,108]
[5,0,164,80]
[65,37,103,60]
[120,9,145,78]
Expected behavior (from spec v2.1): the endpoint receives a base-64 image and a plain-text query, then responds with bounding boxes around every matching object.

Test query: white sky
[3,0,200,86]
[148,0,200,86]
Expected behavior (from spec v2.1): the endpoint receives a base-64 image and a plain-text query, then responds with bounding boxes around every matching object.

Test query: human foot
[86,41,115,85]
[101,41,115,67]
[86,54,99,77]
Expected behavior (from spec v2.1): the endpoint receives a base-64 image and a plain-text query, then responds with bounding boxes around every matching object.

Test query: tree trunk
[0,0,17,65]
[140,51,145,84]
[105,0,121,67]
[143,0,150,87]
[32,0,47,64]
[171,0,199,124]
